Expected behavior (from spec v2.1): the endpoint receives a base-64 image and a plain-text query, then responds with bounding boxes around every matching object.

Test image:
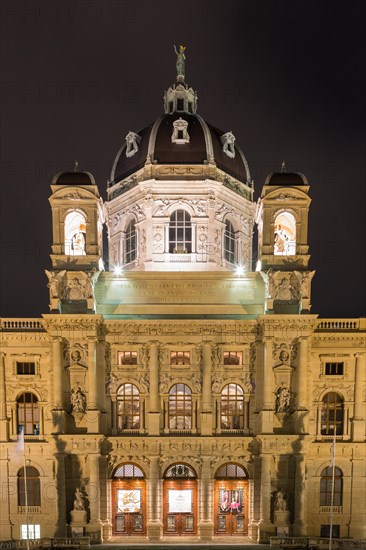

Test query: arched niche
[274,211,296,256]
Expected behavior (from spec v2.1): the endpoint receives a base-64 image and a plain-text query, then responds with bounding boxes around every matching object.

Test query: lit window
[125,220,137,264]
[274,211,296,256]
[117,384,140,430]
[18,467,41,506]
[64,211,86,256]
[221,384,244,430]
[224,220,236,264]
[17,362,36,375]
[170,351,190,365]
[325,362,344,376]
[321,392,344,435]
[223,351,242,365]
[168,384,192,430]
[118,352,138,365]
[21,525,40,540]
[17,393,39,435]
[320,466,342,506]
[169,210,192,253]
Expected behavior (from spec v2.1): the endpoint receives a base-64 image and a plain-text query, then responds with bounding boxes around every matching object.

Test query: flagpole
[23,446,30,550]
[18,427,30,550]
[329,432,336,550]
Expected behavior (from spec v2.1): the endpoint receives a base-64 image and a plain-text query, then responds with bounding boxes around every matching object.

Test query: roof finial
[281,161,287,173]
[74,160,79,172]
[173,44,186,81]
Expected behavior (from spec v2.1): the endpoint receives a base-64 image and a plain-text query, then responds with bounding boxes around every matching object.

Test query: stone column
[198,456,214,541]
[87,339,100,432]
[293,455,307,536]
[260,339,274,433]
[258,454,275,541]
[148,342,160,435]
[297,338,308,409]
[147,456,162,541]
[86,454,101,542]
[201,342,213,435]
[296,337,309,433]
[52,338,65,433]
[0,353,9,441]
[54,453,67,537]
[352,353,365,440]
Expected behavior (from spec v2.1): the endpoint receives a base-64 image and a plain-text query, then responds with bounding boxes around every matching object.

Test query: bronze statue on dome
[174,44,186,78]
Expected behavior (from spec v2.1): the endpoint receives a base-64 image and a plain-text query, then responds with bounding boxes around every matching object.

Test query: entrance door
[163,479,197,535]
[214,481,248,535]
[112,479,146,535]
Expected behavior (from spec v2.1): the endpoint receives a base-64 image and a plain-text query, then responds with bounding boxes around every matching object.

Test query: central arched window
[169,384,192,429]
[274,211,296,256]
[221,384,244,430]
[125,220,137,264]
[64,211,86,256]
[320,466,343,506]
[18,467,41,506]
[117,384,140,430]
[169,210,192,253]
[321,392,344,435]
[224,220,236,263]
[17,393,39,435]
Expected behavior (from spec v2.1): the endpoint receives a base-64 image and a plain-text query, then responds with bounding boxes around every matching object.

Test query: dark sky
[1,0,365,318]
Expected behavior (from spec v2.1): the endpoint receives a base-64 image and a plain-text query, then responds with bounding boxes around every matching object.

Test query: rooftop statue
[174,44,186,78]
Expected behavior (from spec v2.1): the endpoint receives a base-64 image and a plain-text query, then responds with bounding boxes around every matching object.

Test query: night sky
[1,0,365,318]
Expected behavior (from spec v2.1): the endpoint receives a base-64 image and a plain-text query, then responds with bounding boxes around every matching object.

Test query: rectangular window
[177,99,184,110]
[170,351,190,365]
[325,362,344,375]
[320,525,340,538]
[21,525,40,540]
[223,352,243,365]
[118,352,137,365]
[17,362,36,375]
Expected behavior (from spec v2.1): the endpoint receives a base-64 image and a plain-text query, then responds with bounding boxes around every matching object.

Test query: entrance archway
[163,463,197,535]
[112,463,146,535]
[214,463,249,536]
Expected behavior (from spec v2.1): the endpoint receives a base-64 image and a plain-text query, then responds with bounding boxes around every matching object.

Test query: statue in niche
[274,489,288,511]
[73,487,85,511]
[85,272,95,298]
[173,44,186,78]
[71,230,85,255]
[275,385,291,413]
[70,385,86,413]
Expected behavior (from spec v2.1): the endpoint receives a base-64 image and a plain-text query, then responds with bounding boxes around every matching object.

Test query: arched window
[64,211,86,256]
[17,393,39,435]
[221,384,244,430]
[321,392,344,435]
[18,467,41,506]
[224,220,236,263]
[117,384,140,430]
[274,211,296,255]
[125,220,137,264]
[169,384,192,429]
[169,210,192,253]
[320,466,343,506]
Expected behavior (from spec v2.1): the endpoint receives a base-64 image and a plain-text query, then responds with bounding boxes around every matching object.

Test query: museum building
[0,56,365,544]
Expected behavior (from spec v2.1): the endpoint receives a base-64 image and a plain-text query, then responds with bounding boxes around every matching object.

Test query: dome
[52,171,95,185]
[110,113,251,187]
[265,171,307,186]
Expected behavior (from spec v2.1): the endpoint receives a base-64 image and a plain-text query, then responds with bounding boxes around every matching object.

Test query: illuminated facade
[0,62,365,544]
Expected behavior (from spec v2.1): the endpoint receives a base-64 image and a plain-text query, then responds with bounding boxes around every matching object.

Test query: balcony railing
[316,319,360,330]
[18,506,41,514]
[1,319,44,331]
[319,505,342,514]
